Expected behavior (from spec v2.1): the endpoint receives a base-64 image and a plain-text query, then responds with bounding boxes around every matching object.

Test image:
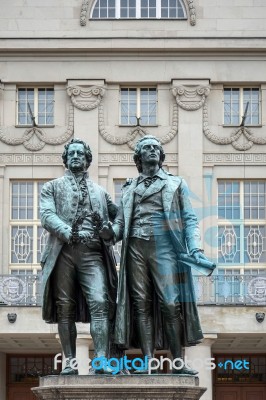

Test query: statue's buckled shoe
[173,364,198,375]
[60,360,78,375]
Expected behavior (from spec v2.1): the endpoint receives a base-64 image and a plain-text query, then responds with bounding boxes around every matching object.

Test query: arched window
[91,0,187,19]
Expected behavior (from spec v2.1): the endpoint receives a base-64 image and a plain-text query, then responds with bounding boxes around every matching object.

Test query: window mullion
[239,88,244,126]
[116,0,120,18]
[34,88,38,125]
[157,0,161,18]
[240,181,245,265]
[137,88,141,119]
[136,0,140,18]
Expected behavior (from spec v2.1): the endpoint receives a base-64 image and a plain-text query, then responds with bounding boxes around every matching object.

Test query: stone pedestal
[32,375,206,400]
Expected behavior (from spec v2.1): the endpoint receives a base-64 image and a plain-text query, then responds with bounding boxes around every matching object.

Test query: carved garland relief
[0,103,74,152]
[80,0,196,26]
[203,100,266,151]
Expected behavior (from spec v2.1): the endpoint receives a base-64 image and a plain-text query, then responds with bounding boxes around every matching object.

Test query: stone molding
[80,0,196,26]
[172,85,210,111]
[0,153,62,165]
[203,100,266,151]
[203,153,266,165]
[67,85,105,111]
[98,98,178,150]
[0,104,74,152]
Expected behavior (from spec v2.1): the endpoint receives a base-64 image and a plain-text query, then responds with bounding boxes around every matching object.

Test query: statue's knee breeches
[56,302,76,323]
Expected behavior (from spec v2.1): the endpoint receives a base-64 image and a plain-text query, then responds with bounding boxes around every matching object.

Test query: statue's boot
[58,322,78,375]
[91,316,113,374]
[133,316,156,374]
[164,317,198,376]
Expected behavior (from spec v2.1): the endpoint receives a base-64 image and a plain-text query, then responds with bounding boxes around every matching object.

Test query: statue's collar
[65,169,88,182]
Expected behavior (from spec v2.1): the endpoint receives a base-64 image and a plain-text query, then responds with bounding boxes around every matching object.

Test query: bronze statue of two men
[40,135,214,375]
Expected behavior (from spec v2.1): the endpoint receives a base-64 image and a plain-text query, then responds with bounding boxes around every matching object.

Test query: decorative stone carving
[0,277,26,305]
[172,85,210,111]
[187,0,196,26]
[98,100,178,150]
[248,277,266,304]
[67,85,105,111]
[80,0,90,26]
[203,100,266,151]
[80,0,196,26]
[0,104,74,152]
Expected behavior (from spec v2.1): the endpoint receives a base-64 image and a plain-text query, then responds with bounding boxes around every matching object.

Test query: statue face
[139,138,161,167]
[66,143,87,172]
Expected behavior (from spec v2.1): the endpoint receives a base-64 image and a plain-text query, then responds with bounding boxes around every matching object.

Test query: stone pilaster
[67,80,105,183]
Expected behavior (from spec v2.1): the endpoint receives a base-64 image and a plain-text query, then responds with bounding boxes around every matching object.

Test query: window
[218,180,266,266]
[120,87,157,125]
[10,181,48,267]
[223,88,260,126]
[214,355,266,384]
[91,0,187,19]
[17,88,54,126]
[8,355,60,383]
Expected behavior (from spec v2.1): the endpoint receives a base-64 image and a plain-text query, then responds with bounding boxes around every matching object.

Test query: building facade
[0,1,266,399]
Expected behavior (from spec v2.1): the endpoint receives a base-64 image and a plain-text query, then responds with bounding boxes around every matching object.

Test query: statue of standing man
[40,138,118,375]
[101,135,215,374]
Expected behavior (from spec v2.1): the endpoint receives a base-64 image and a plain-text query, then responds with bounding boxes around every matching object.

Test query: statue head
[62,138,92,171]
[133,135,165,173]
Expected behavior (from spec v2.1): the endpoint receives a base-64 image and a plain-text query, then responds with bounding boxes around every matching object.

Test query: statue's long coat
[40,170,118,324]
[113,170,204,349]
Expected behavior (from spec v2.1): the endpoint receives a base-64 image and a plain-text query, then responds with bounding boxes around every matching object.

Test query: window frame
[119,86,158,126]
[223,86,261,127]
[16,87,55,127]
[91,0,187,19]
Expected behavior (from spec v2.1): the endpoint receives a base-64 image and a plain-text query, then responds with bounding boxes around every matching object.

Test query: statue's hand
[99,222,114,241]
[78,231,92,242]
[191,250,208,264]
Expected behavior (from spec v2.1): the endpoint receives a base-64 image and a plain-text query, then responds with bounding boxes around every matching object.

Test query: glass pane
[11,226,33,263]
[224,88,239,125]
[218,181,240,220]
[120,88,137,125]
[244,225,266,263]
[218,225,240,264]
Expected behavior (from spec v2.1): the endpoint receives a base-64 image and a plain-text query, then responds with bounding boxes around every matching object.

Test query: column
[185,334,217,400]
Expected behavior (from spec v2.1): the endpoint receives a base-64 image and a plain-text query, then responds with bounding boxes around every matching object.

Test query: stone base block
[32,375,206,400]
